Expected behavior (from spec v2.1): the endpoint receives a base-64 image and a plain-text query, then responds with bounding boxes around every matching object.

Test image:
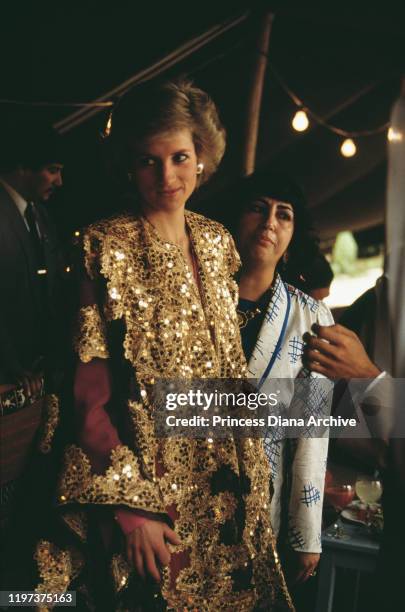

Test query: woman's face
[131,128,199,215]
[237,197,294,269]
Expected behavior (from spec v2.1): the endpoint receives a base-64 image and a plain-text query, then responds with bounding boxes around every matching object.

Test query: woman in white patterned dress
[233,172,333,593]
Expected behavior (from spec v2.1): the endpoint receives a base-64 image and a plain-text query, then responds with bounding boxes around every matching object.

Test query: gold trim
[111,554,131,593]
[58,212,293,609]
[58,445,165,514]
[38,394,59,454]
[74,305,109,363]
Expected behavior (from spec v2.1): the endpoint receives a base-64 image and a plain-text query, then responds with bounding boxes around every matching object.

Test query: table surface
[322,518,380,554]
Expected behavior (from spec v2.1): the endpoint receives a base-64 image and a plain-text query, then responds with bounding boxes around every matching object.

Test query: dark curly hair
[225,170,316,276]
[0,121,65,172]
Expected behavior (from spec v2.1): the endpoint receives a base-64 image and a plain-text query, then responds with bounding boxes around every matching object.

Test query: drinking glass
[355,476,382,526]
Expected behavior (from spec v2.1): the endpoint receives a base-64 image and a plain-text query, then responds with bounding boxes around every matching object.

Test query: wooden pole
[55,12,249,134]
[241,11,274,177]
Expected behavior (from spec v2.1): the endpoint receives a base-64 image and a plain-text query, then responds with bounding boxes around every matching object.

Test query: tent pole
[55,13,249,134]
[241,11,274,177]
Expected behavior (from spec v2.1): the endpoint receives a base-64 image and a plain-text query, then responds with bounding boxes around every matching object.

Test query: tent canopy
[2,2,403,240]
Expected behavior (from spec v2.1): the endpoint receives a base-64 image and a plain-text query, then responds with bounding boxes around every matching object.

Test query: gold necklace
[237,282,276,329]
[237,306,262,329]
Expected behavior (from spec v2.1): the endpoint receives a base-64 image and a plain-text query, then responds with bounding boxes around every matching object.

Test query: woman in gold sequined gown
[35,80,294,611]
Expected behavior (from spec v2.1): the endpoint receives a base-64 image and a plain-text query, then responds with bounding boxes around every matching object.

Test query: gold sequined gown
[35,211,293,611]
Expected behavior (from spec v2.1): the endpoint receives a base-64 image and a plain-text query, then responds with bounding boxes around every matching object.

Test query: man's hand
[304,324,381,379]
[289,551,320,584]
[126,519,181,582]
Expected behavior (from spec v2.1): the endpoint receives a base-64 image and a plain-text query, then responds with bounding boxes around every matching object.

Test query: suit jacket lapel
[0,185,42,306]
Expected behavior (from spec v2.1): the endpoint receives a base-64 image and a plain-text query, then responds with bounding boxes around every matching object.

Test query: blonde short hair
[111,79,226,185]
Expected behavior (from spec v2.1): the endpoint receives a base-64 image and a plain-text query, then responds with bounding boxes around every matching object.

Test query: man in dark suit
[0,122,67,588]
[0,122,65,395]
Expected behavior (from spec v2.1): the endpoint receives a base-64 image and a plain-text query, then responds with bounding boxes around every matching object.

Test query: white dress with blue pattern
[248,274,334,553]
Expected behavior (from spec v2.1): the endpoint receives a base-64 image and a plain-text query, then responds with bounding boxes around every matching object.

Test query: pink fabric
[74,359,120,474]
[79,274,99,307]
[73,276,190,577]
[74,356,149,533]
[74,273,163,536]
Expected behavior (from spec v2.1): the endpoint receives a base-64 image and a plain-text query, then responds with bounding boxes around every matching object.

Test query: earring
[282,252,289,264]
[196,162,204,175]
[127,172,133,181]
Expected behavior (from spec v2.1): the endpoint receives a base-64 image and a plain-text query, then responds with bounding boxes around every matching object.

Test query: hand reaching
[304,324,381,379]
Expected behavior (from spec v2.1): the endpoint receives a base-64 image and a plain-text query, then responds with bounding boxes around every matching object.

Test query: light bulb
[388,127,403,142]
[103,112,113,138]
[340,138,357,157]
[292,110,309,132]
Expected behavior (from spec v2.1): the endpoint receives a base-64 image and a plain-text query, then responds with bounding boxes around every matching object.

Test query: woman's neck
[239,263,276,302]
[142,207,188,247]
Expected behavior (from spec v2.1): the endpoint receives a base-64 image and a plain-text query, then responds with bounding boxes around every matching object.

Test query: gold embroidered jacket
[39,211,293,611]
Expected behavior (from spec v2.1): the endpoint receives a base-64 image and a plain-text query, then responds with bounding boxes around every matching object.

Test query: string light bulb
[103,111,113,138]
[292,109,309,132]
[387,127,403,142]
[340,138,357,158]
